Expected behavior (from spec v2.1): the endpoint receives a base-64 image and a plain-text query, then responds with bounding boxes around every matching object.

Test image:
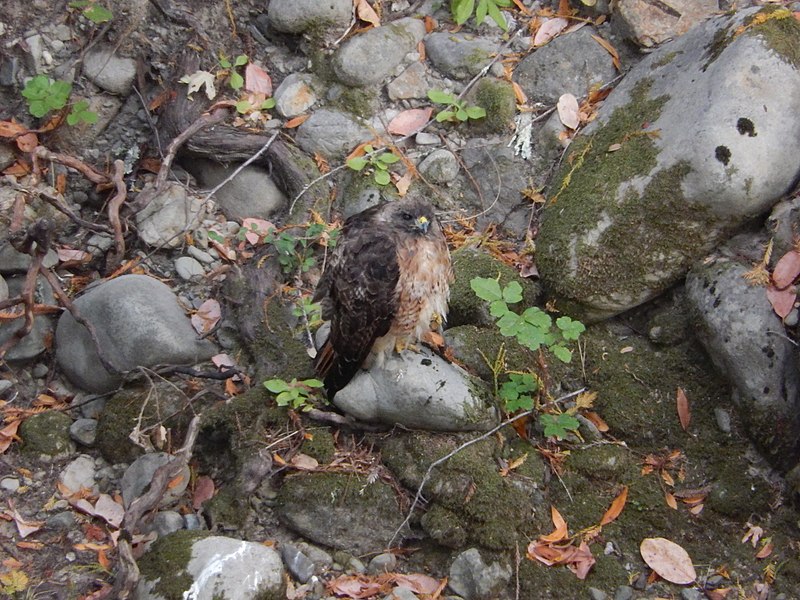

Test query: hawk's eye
[401,212,413,221]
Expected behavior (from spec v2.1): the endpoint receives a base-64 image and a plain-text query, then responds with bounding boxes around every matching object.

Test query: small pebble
[174,256,205,280]
[0,477,20,492]
[367,552,397,575]
[714,407,732,434]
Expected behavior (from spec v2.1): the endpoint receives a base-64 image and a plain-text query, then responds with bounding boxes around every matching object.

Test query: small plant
[261,222,340,275]
[540,413,581,440]
[66,99,99,125]
[22,76,72,118]
[69,0,113,24]
[470,276,585,362]
[219,53,248,90]
[346,145,401,186]
[291,295,323,329]
[264,377,325,411]
[451,0,513,31]
[499,372,538,412]
[235,96,275,115]
[427,89,486,123]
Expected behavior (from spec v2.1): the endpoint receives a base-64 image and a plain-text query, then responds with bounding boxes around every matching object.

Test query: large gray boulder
[685,256,800,471]
[55,275,217,392]
[536,7,800,321]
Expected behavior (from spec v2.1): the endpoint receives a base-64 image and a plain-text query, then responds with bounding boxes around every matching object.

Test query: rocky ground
[2,1,800,599]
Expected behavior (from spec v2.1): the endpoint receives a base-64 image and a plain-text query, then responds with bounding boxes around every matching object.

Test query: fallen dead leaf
[355,0,381,27]
[676,387,690,431]
[540,505,569,543]
[191,299,222,334]
[533,17,569,46]
[591,33,621,70]
[772,249,800,289]
[388,107,433,136]
[290,453,319,471]
[599,485,627,526]
[557,93,580,130]
[766,284,796,319]
[244,63,272,95]
[193,475,216,510]
[755,539,774,559]
[640,537,696,584]
[284,114,310,128]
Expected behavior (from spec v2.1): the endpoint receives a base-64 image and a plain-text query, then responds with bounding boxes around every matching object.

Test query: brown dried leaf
[665,491,678,510]
[540,505,569,542]
[355,0,381,27]
[533,17,569,46]
[244,63,272,95]
[557,93,580,130]
[193,475,216,509]
[388,107,433,136]
[390,573,441,594]
[191,299,222,334]
[755,539,774,559]
[599,485,628,526]
[284,114,310,128]
[290,453,319,471]
[676,387,690,431]
[640,537,696,584]
[772,249,800,289]
[590,34,621,70]
[766,284,796,319]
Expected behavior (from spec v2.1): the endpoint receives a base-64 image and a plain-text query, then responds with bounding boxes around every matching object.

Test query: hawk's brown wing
[313,212,400,397]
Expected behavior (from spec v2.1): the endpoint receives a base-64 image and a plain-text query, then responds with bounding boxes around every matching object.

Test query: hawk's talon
[395,340,420,354]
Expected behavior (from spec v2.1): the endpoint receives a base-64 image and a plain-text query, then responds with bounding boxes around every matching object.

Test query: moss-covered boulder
[537,7,800,321]
[20,410,74,458]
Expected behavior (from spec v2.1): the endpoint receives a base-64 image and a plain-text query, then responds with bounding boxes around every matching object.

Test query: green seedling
[264,377,325,411]
[69,1,113,24]
[427,89,486,123]
[219,53,248,90]
[451,0,513,30]
[346,145,401,186]
[540,413,581,440]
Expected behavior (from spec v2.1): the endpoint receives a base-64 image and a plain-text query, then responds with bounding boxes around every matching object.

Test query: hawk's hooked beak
[415,215,430,233]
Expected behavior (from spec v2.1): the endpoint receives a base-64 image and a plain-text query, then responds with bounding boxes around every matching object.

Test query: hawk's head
[379,199,439,237]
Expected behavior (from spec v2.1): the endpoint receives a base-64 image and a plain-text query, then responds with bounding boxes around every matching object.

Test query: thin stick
[202,130,280,203]
[387,387,586,548]
[107,160,128,268]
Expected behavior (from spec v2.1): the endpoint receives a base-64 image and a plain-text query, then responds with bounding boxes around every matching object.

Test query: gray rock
[385,587,419,600]
[513,26,617,105]
[295,109,372,160]
[82,47,136,95]
[0,275,55,362]
[54,94,123,151]
[685,257,800,470]
[332,18,425,86]
[614,0,718,47]
[448,548,511,600]
[274,73,320,118]
[387,62,430,100]
[136,532,285,600]
[280,543,315,583]
[588,588,608,600]
[767,195,800,261]
[0,143,15,172]
[714,407,732,434]
[0,477,20,492]
[614,586,635,600]
[55,274,217,393]
[276,472,408,554]
[21,412,76,458]
[418,149,459,184]
[367,552,397,575]
[267,0,352,34]
[174,256,205,280]
[183,158,286,221]
[0,244,58,274]
[425,32,500,80]
[136,182,206,249]
[0,379,13,397]
[46,511,77,531]
[145,511,184,538]
[121,452,190,508]
[537,8,800,321]
[59,455,98,495]
[69,418,98,447]
[187,246,215,264]
[332,347,497,431]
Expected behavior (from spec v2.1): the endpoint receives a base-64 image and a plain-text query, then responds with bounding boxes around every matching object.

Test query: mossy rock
[448,247,541,328]
[20,411,73,458]
[95,383,192,464]
[470,77,516,134]
[446,324,537,383]
[301,427,337,463]
[136,530,210,599]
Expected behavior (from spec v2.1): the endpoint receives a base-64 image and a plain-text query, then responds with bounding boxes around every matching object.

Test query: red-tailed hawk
[313,198,452,397]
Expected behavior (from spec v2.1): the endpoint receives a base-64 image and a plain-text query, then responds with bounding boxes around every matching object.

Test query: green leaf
[84,3,113,23]
[551,344,572,363]
[455,108,469,121]
[275,390,295,406]
[262,98,276,109]
[427,89,455,104]
[229,71,244,90]
[486,0,508,30]
[515,322,548,350]
[497,311,524,337]
[475,0,488,25]
[264,379,290,393]
[435,110,455,122]
[235,100,252,114]
[556,316,586,340]
[522,307,551,329]
[541,413,580,440]
[465,105,487,119]
[489,299,509,318]
[502,281,523,304]
[28,100,48,118]
[470,277,503,302]
[379,152,400,165]
[346,156,368,171]
[451,0,475,25]
[219,56,232,68]
[374,169,391,186]
[303,379,324,388]
[234,54,249,66]
[504,394,534,412]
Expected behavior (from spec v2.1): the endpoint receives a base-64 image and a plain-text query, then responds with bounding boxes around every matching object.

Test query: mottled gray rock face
[537,7,800,321]
[82,47,136,95]
[685,258,800,471]
[448,548,512,600]
[332,347,497,432]
[267,0,352,34]
[424,32,500,80]
[513,26,617,105]
[135,182,206,249]
[295,109,372,159]
[332,18,426,86]
[55,275,217,393]
[135,532,285,600]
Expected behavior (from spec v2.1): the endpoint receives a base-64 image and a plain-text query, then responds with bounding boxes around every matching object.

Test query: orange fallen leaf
[676,387,690,431]
[511,81,528,104]
[665,491,678,510]
[284,114,310,128]
[640,537,696,584]
[583,411,609,432]
[0,419,22,453]
[244,63,272,95]
[290,453,319,471]
[355,0,380,27]
[590,34,621,71]
[755,539,774,559]
[390,573,441,594]
[193,475,216,510]
[540,505,569,543]
[599,485,627,526]
[191,299,222,334]
[533,17,568,46]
